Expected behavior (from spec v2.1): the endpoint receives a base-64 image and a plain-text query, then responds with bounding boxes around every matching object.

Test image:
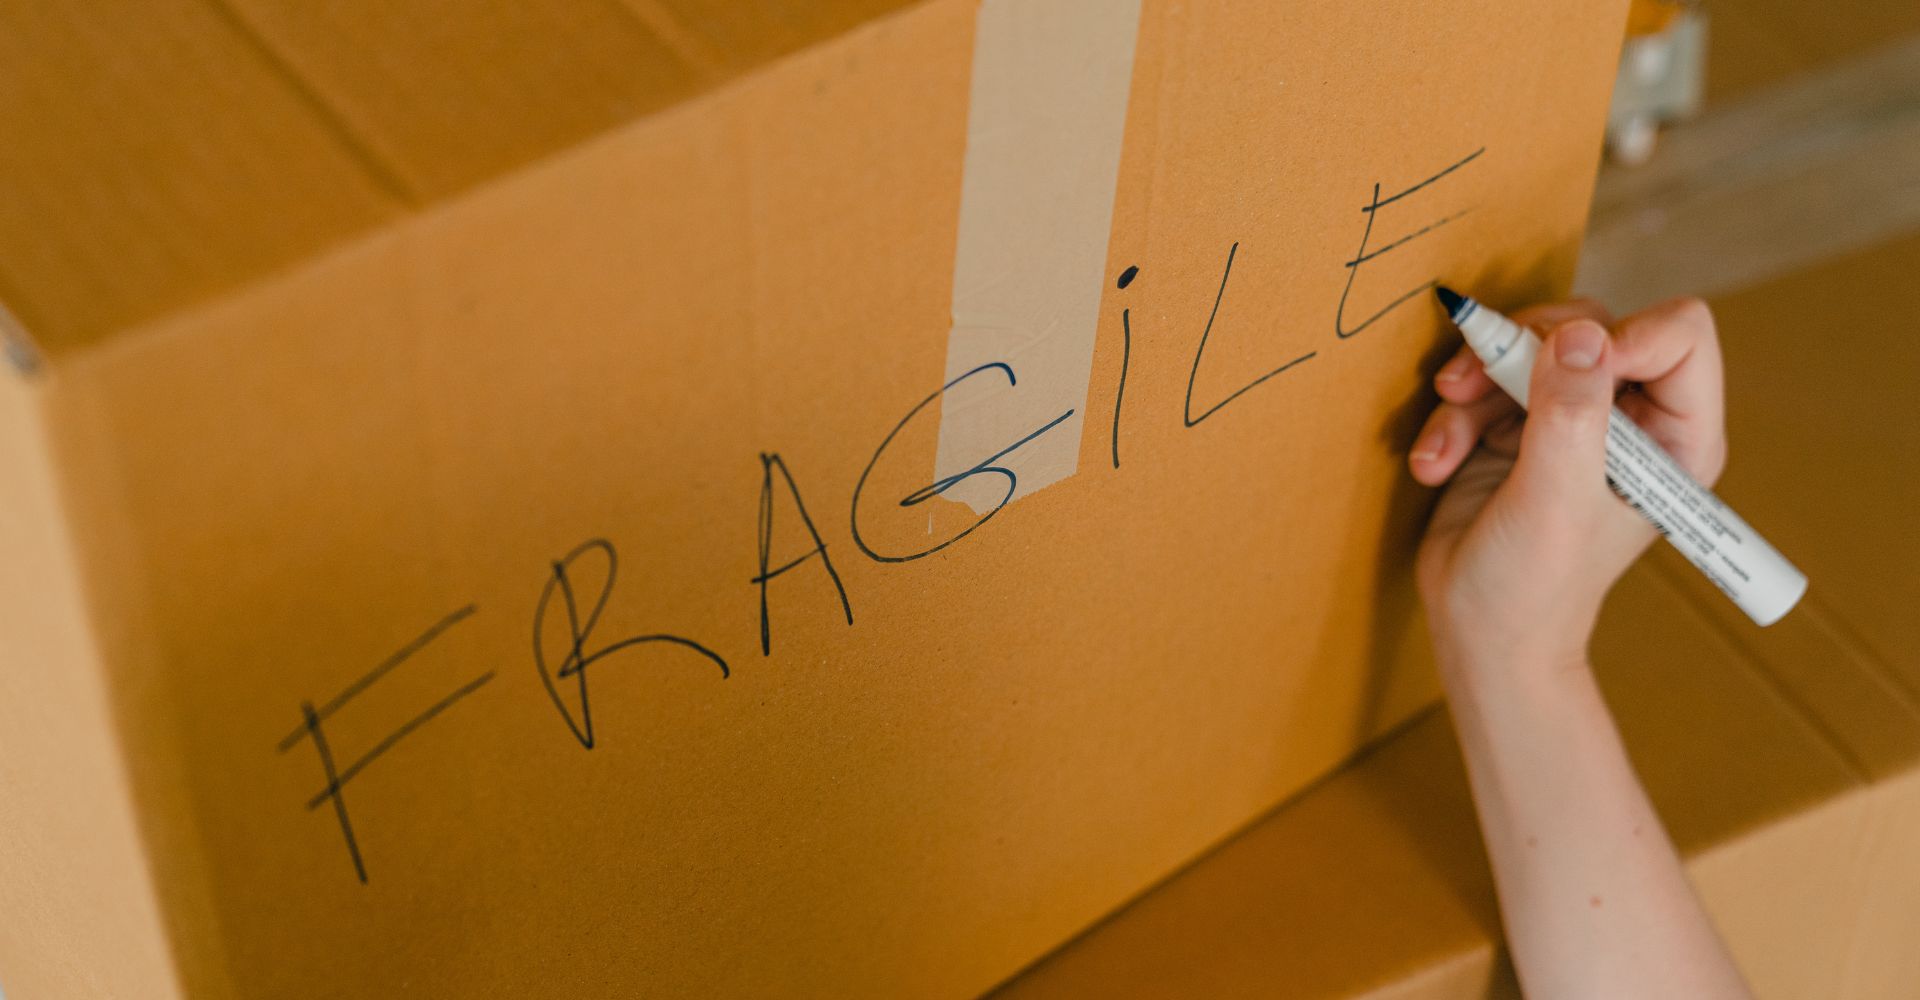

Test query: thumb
[1510,319,1615,502]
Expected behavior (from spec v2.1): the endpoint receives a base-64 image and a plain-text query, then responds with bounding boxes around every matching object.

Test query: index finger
[1610,296,1726,482]
[1610,296,1724,425]
[1511,296,1615,336]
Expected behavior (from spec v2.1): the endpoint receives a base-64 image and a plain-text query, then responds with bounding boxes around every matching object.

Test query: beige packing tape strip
[932,0,1143,512]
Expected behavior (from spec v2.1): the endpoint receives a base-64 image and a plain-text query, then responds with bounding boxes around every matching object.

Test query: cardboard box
[0,2,1625,996]
[993,230,1920,999]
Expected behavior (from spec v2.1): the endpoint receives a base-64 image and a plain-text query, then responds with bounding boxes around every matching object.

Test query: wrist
[1432,640,1604,758]
[1422,586,1602,685]
[1429,627,1594,689]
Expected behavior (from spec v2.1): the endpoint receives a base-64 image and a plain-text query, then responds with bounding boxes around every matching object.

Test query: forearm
[1437,651,1751,1000]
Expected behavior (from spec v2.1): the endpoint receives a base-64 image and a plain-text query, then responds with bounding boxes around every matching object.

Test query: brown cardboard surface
[994,557,1904,998]
[1705,233,1920,704]
[0,0,403,361]
[998,564,1920,998]
[0,0,924,358]
[0,369,182,998]
[0,1,1627,997]
[637,0,925,73]
[989,705,1508,1000]
[219,1,711,196]
[995,232,1920,999]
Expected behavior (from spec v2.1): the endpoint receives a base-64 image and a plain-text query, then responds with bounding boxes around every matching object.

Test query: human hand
[1408,297,1728,672]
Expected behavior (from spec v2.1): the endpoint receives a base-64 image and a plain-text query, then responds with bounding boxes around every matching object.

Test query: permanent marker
[1434,286,1807,627]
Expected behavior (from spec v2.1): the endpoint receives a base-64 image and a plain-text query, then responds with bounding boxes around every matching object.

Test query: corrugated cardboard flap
[0,0,925,361]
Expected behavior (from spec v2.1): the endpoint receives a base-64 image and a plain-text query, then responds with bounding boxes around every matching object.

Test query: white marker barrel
[1451,297,1807,627]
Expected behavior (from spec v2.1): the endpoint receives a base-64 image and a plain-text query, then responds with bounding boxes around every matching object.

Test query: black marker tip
[1433,285,1468,320]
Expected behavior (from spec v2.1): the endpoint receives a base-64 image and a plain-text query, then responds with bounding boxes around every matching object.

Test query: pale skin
[1408,296,1753,1000]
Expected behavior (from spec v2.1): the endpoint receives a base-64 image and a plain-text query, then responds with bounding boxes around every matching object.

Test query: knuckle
[1664,295,1718,339]
[1532,396,1607,437]
[1532,368,1611,414]
[1613,301,1722,383]
[1672,294,1713,323]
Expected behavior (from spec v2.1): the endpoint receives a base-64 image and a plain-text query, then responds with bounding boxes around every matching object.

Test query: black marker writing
[1336,146,1484,339]
[1111,265,1138,469]
[850,362,1072,563]
[1185,243,1317,427]
[532,539,729,749]
[276,604,494,884]
[264,140,1499,886]
[754,452,853,656]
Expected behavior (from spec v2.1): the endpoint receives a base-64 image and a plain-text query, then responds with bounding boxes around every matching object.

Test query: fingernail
[1555,321,1606,371]
[1435,356,1467,382]
[1410,426,1445,462]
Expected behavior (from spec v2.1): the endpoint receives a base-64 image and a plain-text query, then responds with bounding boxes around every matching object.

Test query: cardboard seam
[982,702,1454,998]
[1685,778,1880,992]
[201,0,423,206]
[1834,783,1890,997]
[1829,786,1879,996]
[1838,767,1920,995]
[36,0,948,374]
[1354,941,1503,999]
[2,379,192,998]
[36,368,272,997]
[1643,555,1872,783]
[612,0,728,82]
[60,385,238,998]
[1797,595,1920,717]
